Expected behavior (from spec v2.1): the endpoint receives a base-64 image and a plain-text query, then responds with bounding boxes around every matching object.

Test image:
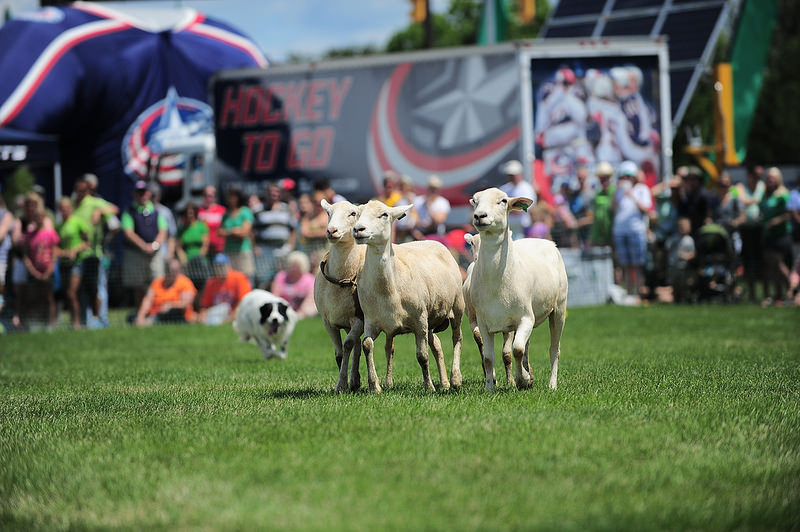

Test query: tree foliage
[385,0,550,53]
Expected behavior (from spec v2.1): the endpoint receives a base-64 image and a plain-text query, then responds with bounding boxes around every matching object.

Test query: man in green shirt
[121,180,168,308]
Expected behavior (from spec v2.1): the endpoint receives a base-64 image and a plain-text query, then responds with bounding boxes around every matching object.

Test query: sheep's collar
[319,259,358,288]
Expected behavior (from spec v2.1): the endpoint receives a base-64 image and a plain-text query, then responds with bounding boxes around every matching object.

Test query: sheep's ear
[321,199,332,214]
[390,204,413,220]
[508,196,533,213]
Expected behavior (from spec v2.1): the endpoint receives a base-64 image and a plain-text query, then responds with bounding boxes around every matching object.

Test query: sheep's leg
[523,339,532,384]
[449,312,463,389]
[501,332,515,387]
[472,321,497,385]
[362,325,382,394]
[345,319,364,392]
[326,322,348,393]
[479,324,496,391]
[428,330,451,390]
[384,335,396,389]
[548,309,566,390]
[512,318,534,390]
[415,330,436,392]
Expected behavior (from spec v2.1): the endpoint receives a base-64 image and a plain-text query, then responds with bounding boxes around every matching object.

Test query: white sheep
[353,200,464,393]
[463,232,514,386]
[314,199,367,392]
[469,187,568,391]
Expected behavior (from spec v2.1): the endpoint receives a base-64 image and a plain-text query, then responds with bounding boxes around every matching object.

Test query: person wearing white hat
[499,160,536,239]
[612,160,652,300]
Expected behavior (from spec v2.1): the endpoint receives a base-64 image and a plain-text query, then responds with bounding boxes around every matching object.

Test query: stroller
[695,223,738,303]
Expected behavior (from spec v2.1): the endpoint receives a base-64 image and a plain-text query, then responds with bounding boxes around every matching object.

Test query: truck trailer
[210,37,672,222]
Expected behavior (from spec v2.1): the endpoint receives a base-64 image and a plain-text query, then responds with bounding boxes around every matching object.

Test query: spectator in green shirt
[220,186,255,282]
[588,162,616,247]
[72,174,119,327]
[759,167,792,306]
[177,201,211,294]
[57,197,91,329]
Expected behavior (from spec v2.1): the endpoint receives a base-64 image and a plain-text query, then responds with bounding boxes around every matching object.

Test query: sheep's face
[353,200,411,246]
[470,188,532,235]
[321,199,359,243]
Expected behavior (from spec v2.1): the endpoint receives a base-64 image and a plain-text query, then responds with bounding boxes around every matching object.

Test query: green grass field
[1,304,798,531]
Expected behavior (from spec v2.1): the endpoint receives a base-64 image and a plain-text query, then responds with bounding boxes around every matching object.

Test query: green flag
[731,0,778,162]
[478,0,509,45]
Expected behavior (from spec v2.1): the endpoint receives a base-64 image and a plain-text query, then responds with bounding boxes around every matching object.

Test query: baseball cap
[83,173,98,188]
[427,174,443,189]
[213,253,230,265]
[501,160,523,175]
[619,160,638,177]
[595,161,614,177]
[134,180,148,190]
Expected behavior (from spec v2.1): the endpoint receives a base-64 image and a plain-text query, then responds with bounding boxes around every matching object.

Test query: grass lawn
[1,304,798,531]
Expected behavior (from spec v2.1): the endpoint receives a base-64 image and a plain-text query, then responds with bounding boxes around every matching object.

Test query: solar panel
[603,16,659,36]
[551,0,604,17]
[659,6,725,62]
[541,0,730,128]
[613,0,665,9]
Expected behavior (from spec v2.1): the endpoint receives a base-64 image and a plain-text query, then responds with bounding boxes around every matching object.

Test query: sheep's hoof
[334,382,347,394]
[450,370,462,389]
[349,375,361,392]
[384,376,394,389]
[369,381,382,394]
[516,378,533,390]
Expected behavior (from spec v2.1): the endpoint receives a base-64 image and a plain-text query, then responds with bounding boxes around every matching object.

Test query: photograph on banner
[531,55,663,190]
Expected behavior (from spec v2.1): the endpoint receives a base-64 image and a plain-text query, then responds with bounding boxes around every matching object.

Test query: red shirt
[199,203,226,254]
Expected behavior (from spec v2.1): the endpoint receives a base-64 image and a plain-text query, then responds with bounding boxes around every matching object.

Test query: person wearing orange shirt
[132,258,197,326]
[197,253,252,325]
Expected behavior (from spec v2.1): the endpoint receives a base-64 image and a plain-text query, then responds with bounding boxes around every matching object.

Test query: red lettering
[310,126,334,167]
[287,127,334,169]
[219,86,243,127]
[327,77,352,120]
[261,86,283,124]
[305,80,326,121]
[241,132,259,172]
[287,129,310,169]
[241,131,282,172]
[255,131,281,172]
[242,87,261,126]
[283,81,306,122]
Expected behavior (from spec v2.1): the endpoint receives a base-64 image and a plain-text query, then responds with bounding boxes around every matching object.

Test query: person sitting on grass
[131,258,196,326]
[196,254,252,325]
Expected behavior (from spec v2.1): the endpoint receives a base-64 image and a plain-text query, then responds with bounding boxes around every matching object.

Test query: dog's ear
[259,303,274,325]
[278,302,289,320]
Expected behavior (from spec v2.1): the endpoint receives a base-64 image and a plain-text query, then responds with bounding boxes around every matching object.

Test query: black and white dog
[233,289,298,359]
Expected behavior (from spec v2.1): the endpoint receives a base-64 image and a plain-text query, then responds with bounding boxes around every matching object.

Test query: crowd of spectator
[538,161,799,306]
[1,160,798,332]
